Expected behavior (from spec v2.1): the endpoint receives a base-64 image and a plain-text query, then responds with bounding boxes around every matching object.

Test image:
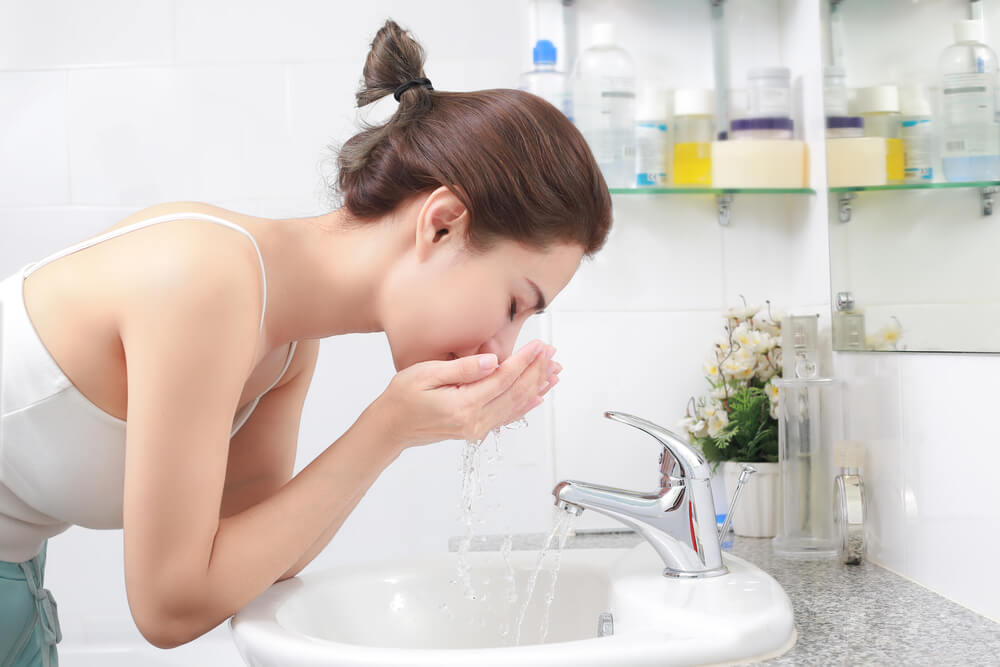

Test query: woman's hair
[331,19,612,256]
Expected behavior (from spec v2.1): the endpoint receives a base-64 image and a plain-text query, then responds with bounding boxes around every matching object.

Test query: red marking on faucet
[689,502,697,552]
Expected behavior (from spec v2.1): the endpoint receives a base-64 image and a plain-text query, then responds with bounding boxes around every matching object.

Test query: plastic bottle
[571,23,636,189]
[898,83,934,182]
[672,89,714,186]
[634,85,670,186]
[824,65,849,117]
[518,39,572,121]
[939,19,1000,181]
[857,85,905,183]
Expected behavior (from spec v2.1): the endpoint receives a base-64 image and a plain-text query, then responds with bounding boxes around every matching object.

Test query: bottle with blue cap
[518,39,573,122]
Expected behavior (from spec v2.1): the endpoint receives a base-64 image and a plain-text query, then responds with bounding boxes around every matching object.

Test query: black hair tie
[393,77,433,101]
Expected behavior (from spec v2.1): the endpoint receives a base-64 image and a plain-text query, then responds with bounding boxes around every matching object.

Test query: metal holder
[717,464,757,542]
[717,194,733,226]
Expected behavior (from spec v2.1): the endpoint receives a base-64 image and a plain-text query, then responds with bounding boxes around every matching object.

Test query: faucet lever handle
[604,411,712,480]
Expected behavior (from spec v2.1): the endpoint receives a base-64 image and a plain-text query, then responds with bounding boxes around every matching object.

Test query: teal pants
[0,541,61,667]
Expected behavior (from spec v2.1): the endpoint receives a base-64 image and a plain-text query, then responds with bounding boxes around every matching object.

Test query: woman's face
[380,189,585,370]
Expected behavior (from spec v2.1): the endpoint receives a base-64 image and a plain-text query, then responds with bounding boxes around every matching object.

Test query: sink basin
[230,541,796,666]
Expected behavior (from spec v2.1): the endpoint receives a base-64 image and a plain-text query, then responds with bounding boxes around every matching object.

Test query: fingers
[420,353,499,388]
[461,339,550,403]
[481,345,558,427]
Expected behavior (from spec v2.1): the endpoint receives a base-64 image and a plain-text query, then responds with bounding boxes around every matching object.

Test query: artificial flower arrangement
[679,299,784,466]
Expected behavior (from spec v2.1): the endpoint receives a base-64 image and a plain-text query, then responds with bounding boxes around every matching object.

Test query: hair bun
[356,19,431,112]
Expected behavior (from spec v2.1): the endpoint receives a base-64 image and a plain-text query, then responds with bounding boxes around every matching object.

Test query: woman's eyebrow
[527,278,547,311]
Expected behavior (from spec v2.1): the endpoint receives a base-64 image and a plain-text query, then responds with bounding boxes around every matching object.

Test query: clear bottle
[518,39,572,122]
[634,85,670,186]
[939,19,1000,181]
[857,85,905,183]
[898,83,934,182]
[824,65,849,117]
[672,89,714,186]
[771,377,843,560]
[571,23,636,189]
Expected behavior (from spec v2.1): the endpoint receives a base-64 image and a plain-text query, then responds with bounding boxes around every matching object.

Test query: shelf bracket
[717,194,733,226]
[981,186,999,216]
[837,192,856,223]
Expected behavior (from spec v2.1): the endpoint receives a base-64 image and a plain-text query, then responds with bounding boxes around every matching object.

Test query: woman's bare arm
[117,227,405,649]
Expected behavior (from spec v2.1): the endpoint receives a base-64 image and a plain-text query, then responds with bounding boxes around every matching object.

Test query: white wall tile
[0,0,173,71]
[175,0,530,72]
[68,66,297,205]
[554,195,724,313]
[0,207,133,278]
[0,72,70,206]
[720,195,828,309]
[837,350,1000,622]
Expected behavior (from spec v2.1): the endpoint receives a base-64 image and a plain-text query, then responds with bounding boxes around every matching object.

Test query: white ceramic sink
[230,541,796,666]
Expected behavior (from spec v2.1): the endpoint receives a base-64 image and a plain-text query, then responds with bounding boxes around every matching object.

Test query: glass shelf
[831,181,1000,222]
[609,187,816,195]
[829,181,1000,193]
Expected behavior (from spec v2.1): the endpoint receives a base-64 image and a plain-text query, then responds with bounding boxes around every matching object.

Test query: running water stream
[453,417,578,646]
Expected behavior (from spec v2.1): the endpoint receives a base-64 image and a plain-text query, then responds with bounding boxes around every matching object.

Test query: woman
[0,18,611,663]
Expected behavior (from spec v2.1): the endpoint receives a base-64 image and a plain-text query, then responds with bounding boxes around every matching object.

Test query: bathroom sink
[230,541,796,666]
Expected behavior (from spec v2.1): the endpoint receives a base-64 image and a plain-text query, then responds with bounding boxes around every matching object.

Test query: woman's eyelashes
[508,298,518,322]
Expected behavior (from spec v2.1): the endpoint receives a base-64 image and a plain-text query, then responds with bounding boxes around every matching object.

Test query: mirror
[823,0,1000,353]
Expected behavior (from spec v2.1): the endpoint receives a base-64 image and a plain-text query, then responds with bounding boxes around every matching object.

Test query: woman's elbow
[130,593,208,650]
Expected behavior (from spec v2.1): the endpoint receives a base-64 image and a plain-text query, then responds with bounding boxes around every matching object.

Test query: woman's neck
[255,206,405,348]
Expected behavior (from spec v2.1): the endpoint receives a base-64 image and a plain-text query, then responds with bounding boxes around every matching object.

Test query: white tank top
[0,212,298,562]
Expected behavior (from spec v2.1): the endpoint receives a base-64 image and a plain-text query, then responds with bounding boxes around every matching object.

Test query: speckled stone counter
[448,530,1000,665]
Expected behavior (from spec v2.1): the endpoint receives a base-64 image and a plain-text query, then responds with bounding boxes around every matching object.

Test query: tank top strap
[22,211,269,334]
[264,340,299,394]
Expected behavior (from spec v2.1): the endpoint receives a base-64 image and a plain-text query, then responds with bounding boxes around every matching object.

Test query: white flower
[765,379,781,404]
[698,399,724,421]
[703,360,721,379]
[753,311,783,338]
[707,410,729,438]
[726,303,761,320]
[721,356,755,381]
[755,357,778,382]
[679,416,709,438]
[709,383,739,401]
[732,323,749,339]
[867,319,904,350]
[733,343,757,365]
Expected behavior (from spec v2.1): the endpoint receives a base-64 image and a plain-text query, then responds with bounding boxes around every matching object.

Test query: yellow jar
[673,142,713,185]
[885,137,905,182]
[672,89,715,187]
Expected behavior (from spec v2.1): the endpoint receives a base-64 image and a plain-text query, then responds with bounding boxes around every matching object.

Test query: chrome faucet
[552,411,745,579]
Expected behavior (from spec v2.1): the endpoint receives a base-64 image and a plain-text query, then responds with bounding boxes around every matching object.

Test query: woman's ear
[414,185,469,262]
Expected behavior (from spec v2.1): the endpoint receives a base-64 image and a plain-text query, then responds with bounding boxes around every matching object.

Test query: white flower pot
[722,461,781,538]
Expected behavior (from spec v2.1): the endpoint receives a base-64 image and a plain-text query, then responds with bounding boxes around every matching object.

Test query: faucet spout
[551,411,729,578]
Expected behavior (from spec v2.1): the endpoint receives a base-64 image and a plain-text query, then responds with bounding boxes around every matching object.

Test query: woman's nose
[480,326,522,364]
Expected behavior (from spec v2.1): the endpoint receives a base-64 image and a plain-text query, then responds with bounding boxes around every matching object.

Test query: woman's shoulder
[110,203,269,333]
[110,200,263,233]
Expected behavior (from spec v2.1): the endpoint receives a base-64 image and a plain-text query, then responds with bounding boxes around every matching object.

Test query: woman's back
[21,201,295,421]
[0,201,299,561]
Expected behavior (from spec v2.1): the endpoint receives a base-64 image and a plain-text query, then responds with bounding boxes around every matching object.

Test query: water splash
[499,534,516,640]
[539,510,576,643]
[512,507,578,646]
[455,418,529,603]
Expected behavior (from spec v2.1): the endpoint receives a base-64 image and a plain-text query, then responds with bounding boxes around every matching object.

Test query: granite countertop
[447,530,1000,665]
